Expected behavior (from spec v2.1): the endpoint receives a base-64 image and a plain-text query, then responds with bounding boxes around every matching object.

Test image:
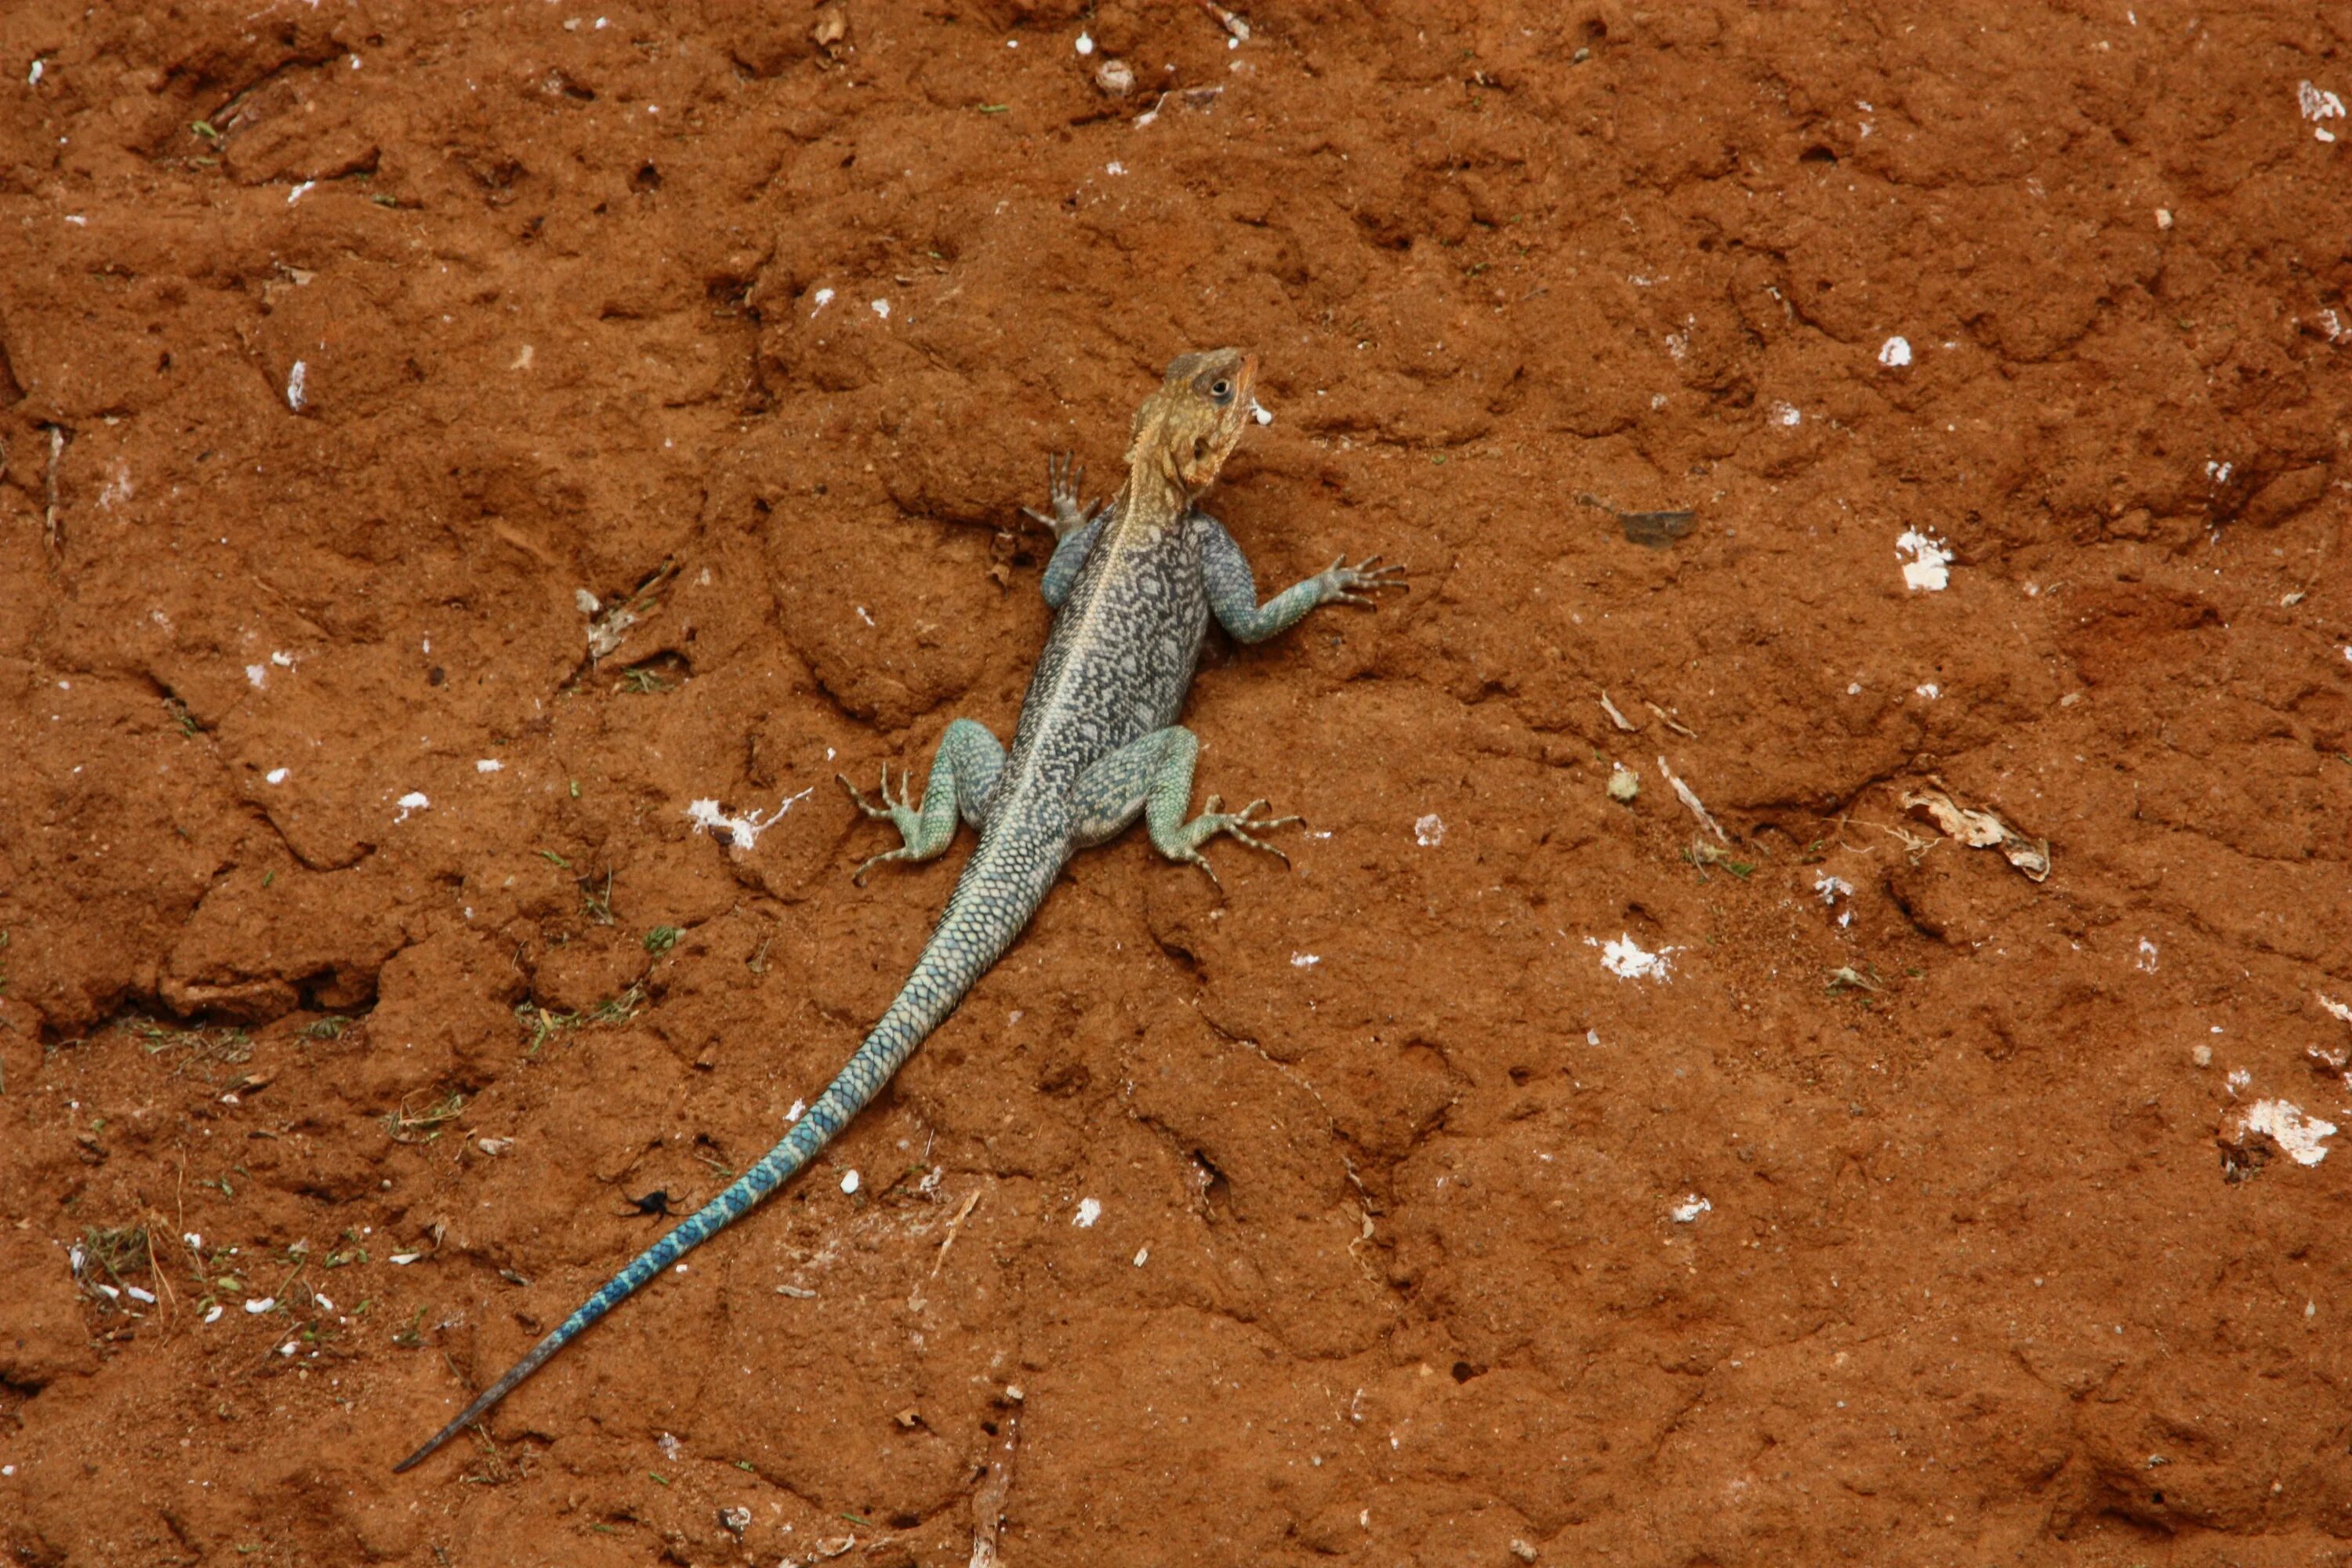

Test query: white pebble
[203,1304,223,1323]
[840,1169,860,1194]
[475,758,503,773]
[266,768,289,785]
[1877,336,1911,368]
[1075,1197,1102,1228]
[1896,530,1952,592]
[1076,32,1094,55]
[244,1297,274,1314]
[285,360,307,412]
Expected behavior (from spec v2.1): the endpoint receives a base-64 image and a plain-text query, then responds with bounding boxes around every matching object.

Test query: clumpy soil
[4,0,2351,1563]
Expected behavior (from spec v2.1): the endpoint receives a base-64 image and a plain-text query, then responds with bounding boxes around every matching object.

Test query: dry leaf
[1900,781,2049,881]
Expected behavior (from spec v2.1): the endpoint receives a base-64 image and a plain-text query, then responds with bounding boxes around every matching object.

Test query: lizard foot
[1021,451,1099,540]
[1316,553,1409,608]
[837,768,923,883]
[1181,794,1301,886]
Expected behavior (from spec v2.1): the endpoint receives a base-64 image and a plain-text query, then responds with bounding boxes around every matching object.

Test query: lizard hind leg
[837,717,1006,882]
[1070,726,1299,885]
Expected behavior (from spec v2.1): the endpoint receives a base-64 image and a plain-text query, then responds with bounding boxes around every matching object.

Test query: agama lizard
[395,348,1403,1472]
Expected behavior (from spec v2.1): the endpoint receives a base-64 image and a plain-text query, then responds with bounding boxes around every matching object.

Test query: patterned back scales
[396,349,1402,1472]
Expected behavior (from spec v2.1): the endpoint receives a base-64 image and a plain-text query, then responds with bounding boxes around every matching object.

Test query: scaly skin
[394,348,1404,1473]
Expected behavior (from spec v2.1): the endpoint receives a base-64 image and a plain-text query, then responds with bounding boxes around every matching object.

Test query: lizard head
[1128,348,1260,495]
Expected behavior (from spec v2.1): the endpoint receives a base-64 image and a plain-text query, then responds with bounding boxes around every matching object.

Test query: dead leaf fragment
[1900,781,2049,881]
[1658,755,1728,844]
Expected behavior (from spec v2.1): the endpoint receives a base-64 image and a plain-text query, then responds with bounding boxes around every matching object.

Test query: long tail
[394,840,1046,1472]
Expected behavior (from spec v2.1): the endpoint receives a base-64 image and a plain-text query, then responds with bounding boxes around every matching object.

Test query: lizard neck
[1113,460,1193,545]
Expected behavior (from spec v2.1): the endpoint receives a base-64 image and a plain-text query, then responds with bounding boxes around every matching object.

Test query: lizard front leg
[1070,726,1297,886]
[1195,514,1406,644]
[1022,451,1107,609]
[837,717,1005,883]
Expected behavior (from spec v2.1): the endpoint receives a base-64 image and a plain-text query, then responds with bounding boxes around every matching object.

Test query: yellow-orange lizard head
[1127,348,1261,495]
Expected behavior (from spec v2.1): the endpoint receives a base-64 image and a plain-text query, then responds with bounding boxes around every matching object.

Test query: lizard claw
[1184,797,1300,884]
[840,767,924,883]
[1319,553,1408,608]
[837,768,899,820]
[851,847,912,885]
[1221,798,1301,864]
[1025,451,1098,540]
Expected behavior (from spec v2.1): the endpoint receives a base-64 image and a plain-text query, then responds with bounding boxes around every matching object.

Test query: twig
[142,1214,180,1325]
[1656,755,1728,844]
[1644,700,1697,738]
[1198,0,1250,43]
[967,1397,1022,1568]
[42,423,67,557]
[908,1188,982,1312]
[1598,691,1639,732]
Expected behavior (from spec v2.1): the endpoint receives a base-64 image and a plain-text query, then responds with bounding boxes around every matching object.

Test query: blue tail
[394,842,1043,1473]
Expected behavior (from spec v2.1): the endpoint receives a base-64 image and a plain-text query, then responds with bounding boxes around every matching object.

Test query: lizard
[394,347,1404,1472]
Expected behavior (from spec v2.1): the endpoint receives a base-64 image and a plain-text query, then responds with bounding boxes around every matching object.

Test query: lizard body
[395,349,1401,1473]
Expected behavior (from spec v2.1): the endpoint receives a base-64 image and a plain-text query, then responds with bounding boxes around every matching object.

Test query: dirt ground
[3,0,2351,1562]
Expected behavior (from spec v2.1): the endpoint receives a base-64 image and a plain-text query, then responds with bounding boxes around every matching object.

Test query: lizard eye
[1209,379,1234,404]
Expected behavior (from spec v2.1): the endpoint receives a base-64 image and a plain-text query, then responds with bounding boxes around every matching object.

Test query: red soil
[4,1,2351,1563]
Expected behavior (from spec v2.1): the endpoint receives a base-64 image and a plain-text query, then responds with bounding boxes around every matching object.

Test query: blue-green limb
[837,717,1005,882]
[1070,724,1298,884]
[1024,450,1107,609]
[1198,516,1406,644]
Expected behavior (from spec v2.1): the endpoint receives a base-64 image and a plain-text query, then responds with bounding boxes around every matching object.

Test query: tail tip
[393,1426,456,1474]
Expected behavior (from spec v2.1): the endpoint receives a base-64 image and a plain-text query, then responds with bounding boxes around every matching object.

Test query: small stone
[1511,1542,1540,1563]
[2192,1044,2212,1067]
[1095,57,1135,96]
[1606,764,1639,804]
